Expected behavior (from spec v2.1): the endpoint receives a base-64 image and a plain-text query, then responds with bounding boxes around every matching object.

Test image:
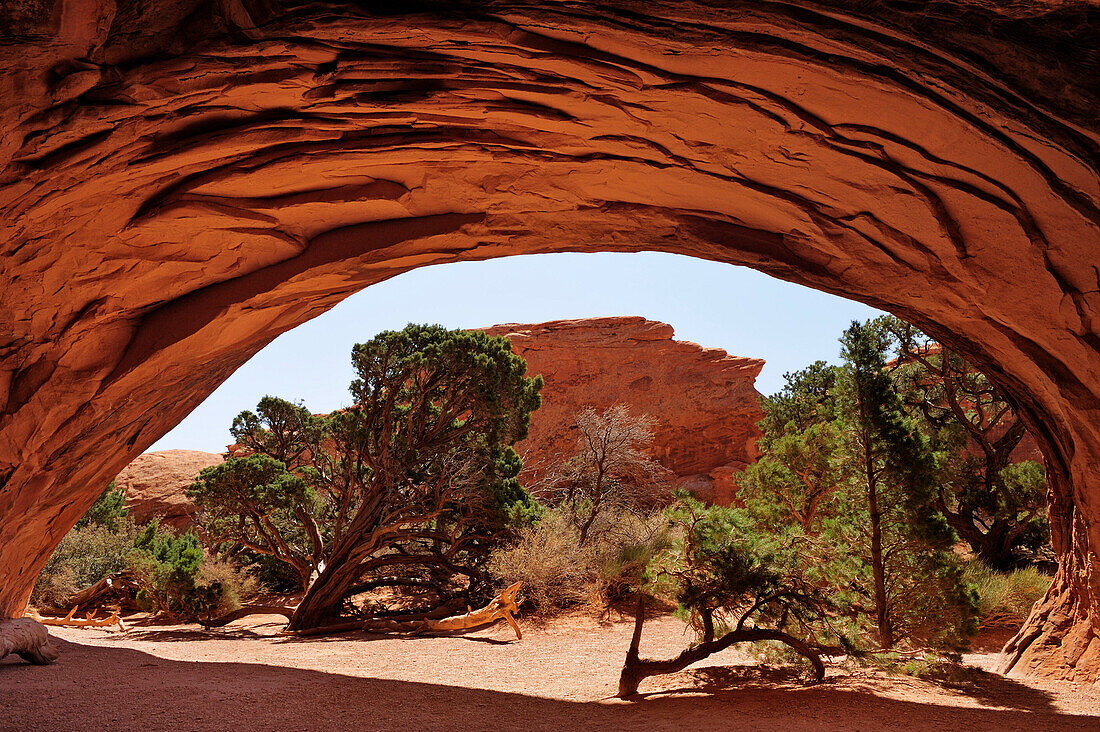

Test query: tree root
[0,618,60,665]
[200,605,296,628]
[28,607,126,631]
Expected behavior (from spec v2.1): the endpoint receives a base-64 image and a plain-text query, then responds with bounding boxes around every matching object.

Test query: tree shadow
[2,639,1095,732]
[636,662,1064,715]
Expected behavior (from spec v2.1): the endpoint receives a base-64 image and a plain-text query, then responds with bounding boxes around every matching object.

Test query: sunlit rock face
[0,0,1097,681]
[114,450,223,529]
[483,317,764,504]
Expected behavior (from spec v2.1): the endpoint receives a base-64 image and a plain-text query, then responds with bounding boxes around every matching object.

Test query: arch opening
[1,0,1097,682]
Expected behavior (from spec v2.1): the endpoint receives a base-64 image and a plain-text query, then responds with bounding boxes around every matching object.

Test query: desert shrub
[488,509,596,610]
[31,519,139,608]
[489,506,674,612]
[128,521,249,618]
[962,562,1051,629]
[191,556,259,617]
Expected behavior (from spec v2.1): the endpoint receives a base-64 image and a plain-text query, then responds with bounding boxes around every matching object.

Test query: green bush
[962,562,1051,629]
[31,520,139,608]
[74,482,129,532]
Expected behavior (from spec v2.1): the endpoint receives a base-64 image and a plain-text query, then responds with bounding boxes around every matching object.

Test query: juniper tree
[880,315,1048,569]
[738,321,976,652]
[190,325,541,630]
[618,494,825,697]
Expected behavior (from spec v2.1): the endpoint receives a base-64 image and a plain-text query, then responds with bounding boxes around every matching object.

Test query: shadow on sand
[1,638,1094,732]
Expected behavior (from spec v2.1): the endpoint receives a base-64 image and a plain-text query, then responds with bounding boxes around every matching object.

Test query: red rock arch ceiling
[1,0,1097,681]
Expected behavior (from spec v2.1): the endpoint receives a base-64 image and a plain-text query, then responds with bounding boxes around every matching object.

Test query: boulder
[114,450,223,529]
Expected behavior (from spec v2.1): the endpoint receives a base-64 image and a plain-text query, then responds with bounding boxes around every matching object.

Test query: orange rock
[0,0,1097,683]
[482,318,763,504]
[113,450,223,530]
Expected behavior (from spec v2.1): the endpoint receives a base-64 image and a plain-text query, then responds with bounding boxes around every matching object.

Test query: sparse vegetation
[186,324,543,631]
[617,493,825,697]
[962,562,1051,630]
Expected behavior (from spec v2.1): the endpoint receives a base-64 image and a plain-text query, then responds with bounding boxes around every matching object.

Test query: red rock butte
[0,0,1097,683]
[482,317,764,505]
[114,449,223,529]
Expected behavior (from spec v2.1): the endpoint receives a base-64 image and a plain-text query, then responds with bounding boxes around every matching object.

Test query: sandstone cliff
[114,450,223,529]
[483,318,764,505]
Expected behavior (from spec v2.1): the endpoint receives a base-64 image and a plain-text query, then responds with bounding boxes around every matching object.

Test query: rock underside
[0,0,1097,683]
[484,317,764,504]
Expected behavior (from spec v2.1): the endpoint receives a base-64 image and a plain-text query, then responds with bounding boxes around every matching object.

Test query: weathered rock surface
[0,618,59,665]
[0,0,1097,682]
[483,317,763,504]
[113,450,223,529]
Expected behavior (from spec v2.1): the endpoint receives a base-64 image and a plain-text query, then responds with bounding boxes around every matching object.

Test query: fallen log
[288,582,525,639]
[64,572,140,611]
[28,607,126,631]
[0,618,60,664]
[201,605,296,628]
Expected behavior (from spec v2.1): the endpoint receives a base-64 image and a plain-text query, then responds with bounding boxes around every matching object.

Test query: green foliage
[962,562,1051,629]
[654,493,822,643]
[128,521,204,613]
[738,421,845,534]
[32,481,136,607]
[760,361,839,436]
[31,520,139,608]
[880,314,1049,568]
[74,481,129,532]
[735,319,980,652]
[188,453,319,589]
[190,324,544,626]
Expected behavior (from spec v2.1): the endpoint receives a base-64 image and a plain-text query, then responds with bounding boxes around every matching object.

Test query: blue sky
[151,252,882,453]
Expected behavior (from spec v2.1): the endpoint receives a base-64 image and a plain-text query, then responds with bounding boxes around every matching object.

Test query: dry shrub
[489,507,673,612]
[962,562,1051,629]
[489,510,597,611]
[194,555,260,615]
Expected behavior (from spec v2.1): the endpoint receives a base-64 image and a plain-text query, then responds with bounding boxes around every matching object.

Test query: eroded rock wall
[483,317,764,504]
[0,0,1097,682]
[113,450,223,529]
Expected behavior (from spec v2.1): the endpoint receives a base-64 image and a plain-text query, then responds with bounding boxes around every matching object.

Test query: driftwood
[289,582,525,639]
[64,572,140,611]
[0,618,60,664]
[617,597,825,698]
[28,607,126,631]
[201,605,296,628]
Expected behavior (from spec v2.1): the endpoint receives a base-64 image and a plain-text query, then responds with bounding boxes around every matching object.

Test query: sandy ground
[2,613,1098,731]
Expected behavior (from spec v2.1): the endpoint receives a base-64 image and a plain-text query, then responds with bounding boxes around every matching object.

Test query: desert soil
[2,613,1097,731]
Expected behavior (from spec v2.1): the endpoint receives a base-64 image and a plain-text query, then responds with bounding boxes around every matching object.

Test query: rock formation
[483,317,763,505]
[0,1,1097,682]
[113,450,223,529]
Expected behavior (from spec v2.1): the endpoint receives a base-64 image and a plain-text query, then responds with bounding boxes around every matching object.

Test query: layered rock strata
[0,0,1097,682]
[483,317,764,504]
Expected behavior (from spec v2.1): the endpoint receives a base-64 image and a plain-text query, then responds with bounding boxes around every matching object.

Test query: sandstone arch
[1,0,1097,681]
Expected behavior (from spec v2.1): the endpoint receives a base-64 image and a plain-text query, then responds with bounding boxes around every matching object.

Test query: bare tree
[544,405,672,544]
